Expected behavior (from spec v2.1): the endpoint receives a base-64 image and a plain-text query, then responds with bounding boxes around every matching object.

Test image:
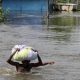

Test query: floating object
[13,48,38,61]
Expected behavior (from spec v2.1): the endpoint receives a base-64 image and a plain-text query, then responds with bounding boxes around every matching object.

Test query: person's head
[22,60,30,65]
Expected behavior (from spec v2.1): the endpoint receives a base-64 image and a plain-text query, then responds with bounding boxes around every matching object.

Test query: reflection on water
[43,25,73,42]
[44,12,80,42]
[5,12,44,25]
[49,16,76,26]
[46,11,80,26]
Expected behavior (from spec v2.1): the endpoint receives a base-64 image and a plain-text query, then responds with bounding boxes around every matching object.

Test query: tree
[0,0,3,3]
[0,0,4,22]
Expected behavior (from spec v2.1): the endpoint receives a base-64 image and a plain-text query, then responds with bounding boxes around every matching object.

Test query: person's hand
[12,48,20,55]
[17,48,20,51]
[48,61,55,65]
[32,49,38,52]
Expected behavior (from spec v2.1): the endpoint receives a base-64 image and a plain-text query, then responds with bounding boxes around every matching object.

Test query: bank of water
[0,11,80,80]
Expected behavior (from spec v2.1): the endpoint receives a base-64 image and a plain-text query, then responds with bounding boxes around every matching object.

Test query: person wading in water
[7,48,54,73]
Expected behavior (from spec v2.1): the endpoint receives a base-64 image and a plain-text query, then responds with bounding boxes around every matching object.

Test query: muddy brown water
[0,11,80,80]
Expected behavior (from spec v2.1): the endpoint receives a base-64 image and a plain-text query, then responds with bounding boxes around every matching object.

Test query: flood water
[0,11,80,80]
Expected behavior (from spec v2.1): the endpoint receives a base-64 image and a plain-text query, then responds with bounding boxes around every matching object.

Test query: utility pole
[47,0,49,26]
[47,0,49,19]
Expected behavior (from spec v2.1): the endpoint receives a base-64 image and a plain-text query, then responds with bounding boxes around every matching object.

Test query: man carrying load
[7,45,54,73]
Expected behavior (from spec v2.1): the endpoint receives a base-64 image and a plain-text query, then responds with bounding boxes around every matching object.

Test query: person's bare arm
[37,53,54,66]
[31,48,38,52]
[7,48,20,66]
[31,54,54,67]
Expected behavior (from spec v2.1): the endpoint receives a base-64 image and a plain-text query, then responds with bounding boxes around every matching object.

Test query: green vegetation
[0,0,4,22]
[0,7,4,22]
[49,16,76,26]
[57,0,72,3]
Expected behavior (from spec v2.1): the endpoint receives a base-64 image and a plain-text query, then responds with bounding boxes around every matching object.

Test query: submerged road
[0,12,80,80]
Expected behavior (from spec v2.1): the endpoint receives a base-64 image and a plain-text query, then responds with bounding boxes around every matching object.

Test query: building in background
[2,0,48,15]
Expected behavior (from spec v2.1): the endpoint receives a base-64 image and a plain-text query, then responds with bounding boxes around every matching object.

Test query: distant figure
[7,45,54,73]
